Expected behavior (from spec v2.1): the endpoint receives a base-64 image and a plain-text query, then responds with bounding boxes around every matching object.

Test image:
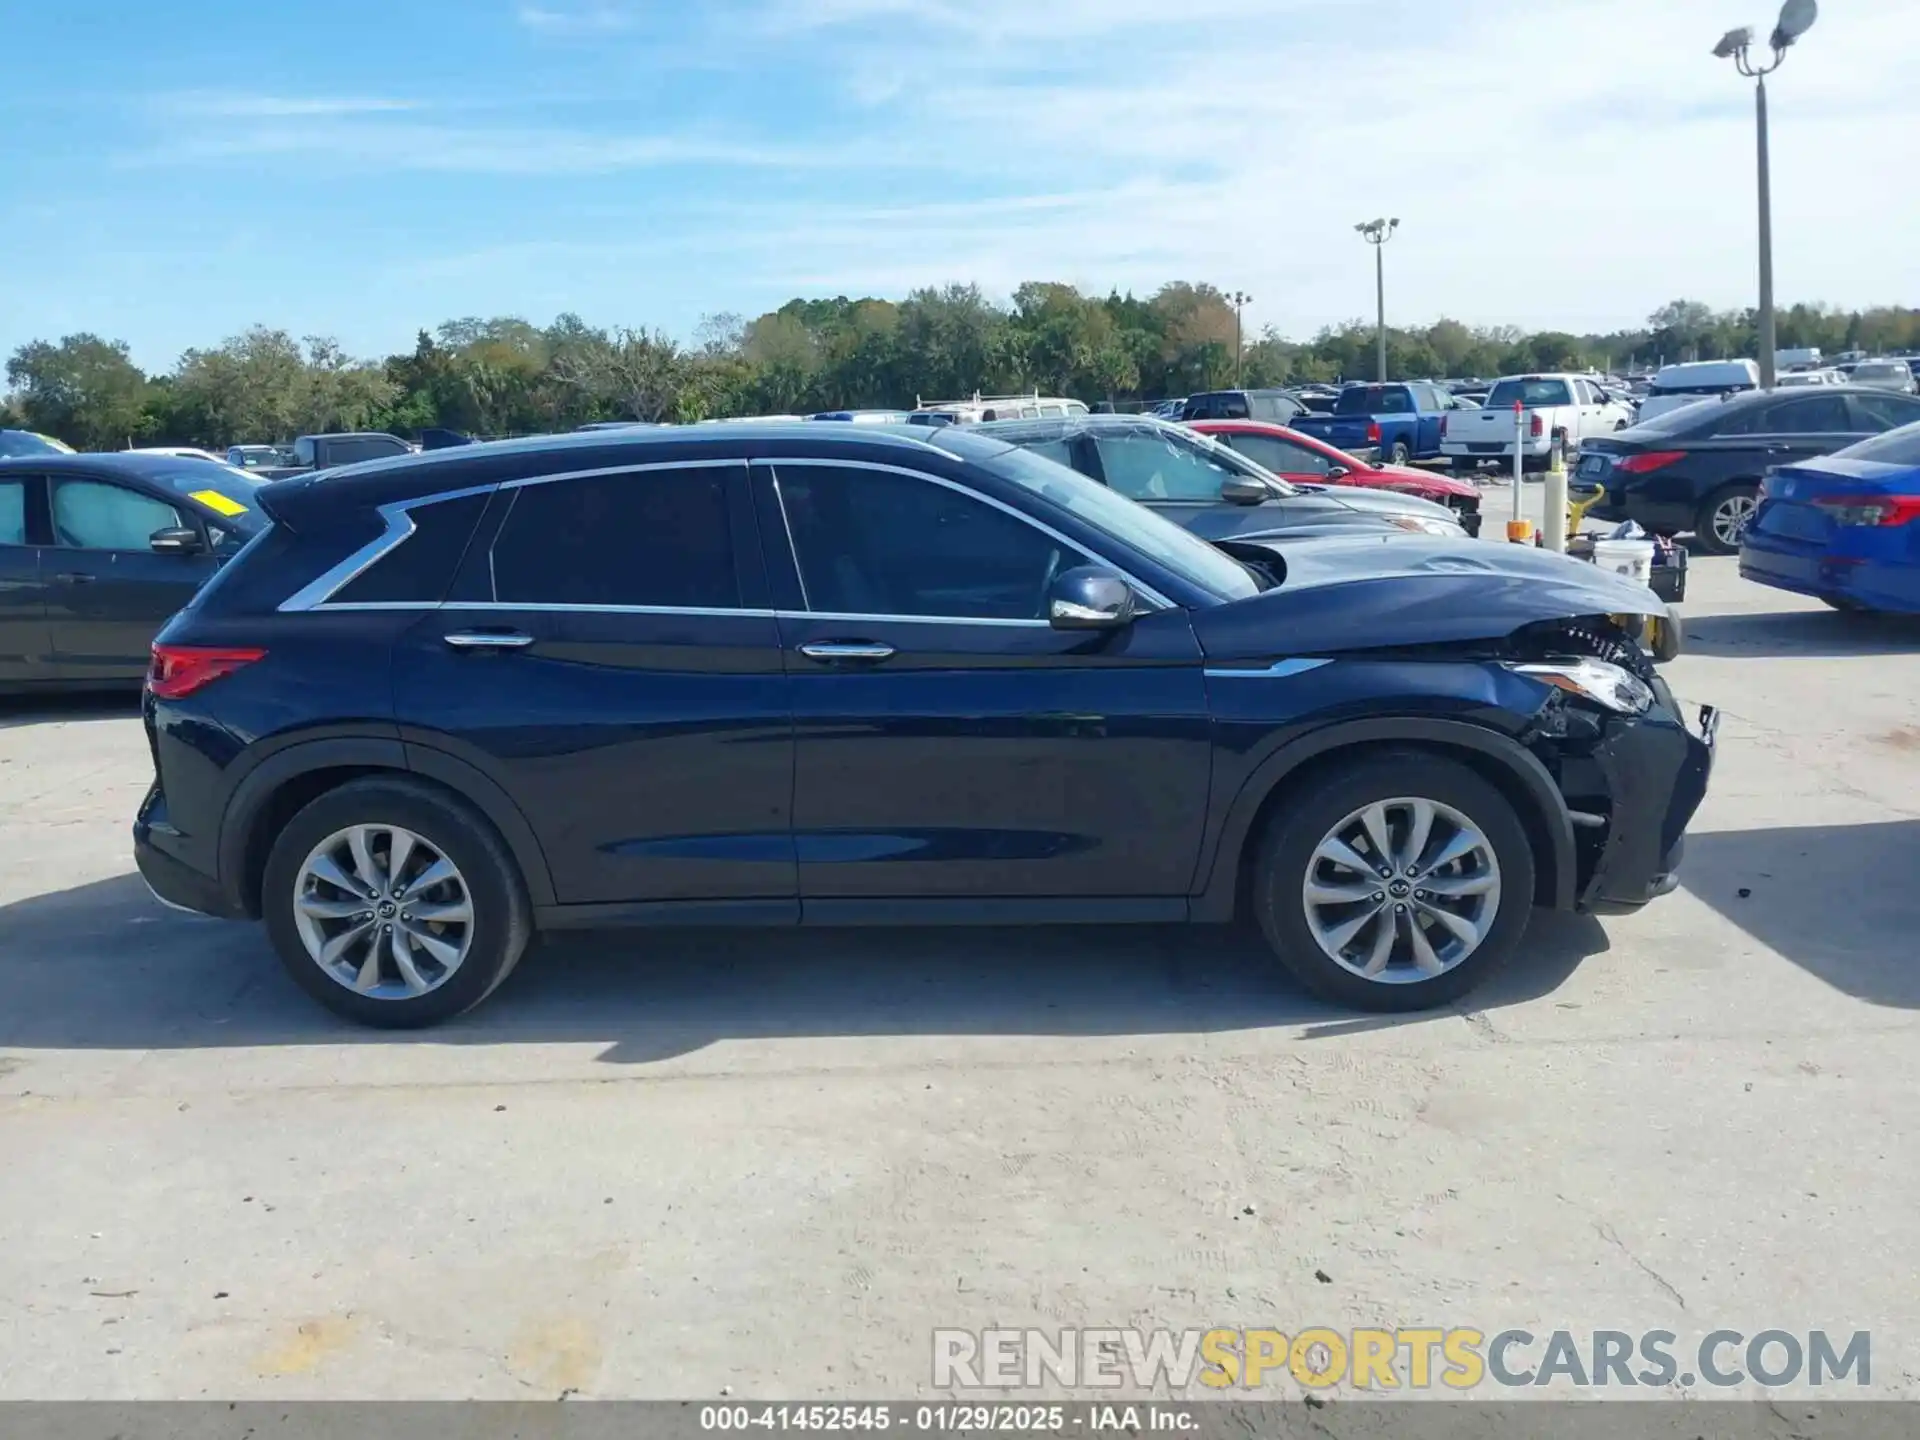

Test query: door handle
[443,630,535,650]
[52,572,97,585]
[798,641,895,664]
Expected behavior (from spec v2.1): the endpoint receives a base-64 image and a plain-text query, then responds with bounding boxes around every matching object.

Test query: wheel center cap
[1388,880,1411,899]
[377,900,397,918]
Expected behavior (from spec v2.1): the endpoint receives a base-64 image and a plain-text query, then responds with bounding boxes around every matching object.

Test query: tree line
[6,283,1918,452]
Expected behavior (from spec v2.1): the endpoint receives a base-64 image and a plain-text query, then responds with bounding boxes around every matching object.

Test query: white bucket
[1591,538,1656,585]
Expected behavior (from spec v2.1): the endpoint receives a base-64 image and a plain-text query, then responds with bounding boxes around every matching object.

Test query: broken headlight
[1510,657,1654,715]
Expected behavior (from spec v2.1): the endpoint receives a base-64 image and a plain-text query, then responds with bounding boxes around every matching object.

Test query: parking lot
[2,523,1918,1400]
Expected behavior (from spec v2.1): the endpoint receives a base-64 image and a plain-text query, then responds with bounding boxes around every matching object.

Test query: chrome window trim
[758,457,1176,613]
[284,460,743,614]
[282,451,1177,622]
[438,602,775,619]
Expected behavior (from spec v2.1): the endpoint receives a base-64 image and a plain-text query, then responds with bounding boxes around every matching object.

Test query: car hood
[1180,501,1403,542]
[1193,531,1667,658]
[1292,483,1457,521]
[1372,463,1478,497]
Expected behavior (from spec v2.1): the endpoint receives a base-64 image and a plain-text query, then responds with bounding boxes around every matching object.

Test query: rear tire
[1388,441,1412,466]
[1250,752,1536,1012]
[1694,484,1758,556]
[262,776,532,1028]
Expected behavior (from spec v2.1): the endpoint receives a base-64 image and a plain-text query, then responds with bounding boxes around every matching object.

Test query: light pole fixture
[1227,290,1253,387]
[1714,0,1817,389]
[1355,218,1400,383]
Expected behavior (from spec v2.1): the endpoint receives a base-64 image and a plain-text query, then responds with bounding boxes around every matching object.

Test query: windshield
[1853,363,1910,381]
[1649,376,1753,396]
[1487,378,1572,408]
[1838,420,1920,466]
[0,430,72,459]
[972,443,1259,603]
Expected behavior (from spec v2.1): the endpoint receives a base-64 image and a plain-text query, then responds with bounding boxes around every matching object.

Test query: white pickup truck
[1440,373,1634,473]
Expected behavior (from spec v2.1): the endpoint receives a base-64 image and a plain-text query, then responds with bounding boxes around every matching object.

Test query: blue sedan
[1740,422,1920,613]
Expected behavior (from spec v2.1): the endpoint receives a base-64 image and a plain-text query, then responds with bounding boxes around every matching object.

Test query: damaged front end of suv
[1201,533,1718,917]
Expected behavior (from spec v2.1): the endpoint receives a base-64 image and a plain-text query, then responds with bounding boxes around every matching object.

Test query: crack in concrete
[1593,1220,1687,1312]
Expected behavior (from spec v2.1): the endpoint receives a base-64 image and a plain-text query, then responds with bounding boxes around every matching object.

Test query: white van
[1634,359,1761,423]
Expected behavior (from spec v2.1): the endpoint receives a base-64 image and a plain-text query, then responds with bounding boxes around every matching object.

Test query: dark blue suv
[136,424,1716,1026]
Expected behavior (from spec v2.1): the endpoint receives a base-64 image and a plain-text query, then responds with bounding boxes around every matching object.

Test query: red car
[1189,419,1482,536]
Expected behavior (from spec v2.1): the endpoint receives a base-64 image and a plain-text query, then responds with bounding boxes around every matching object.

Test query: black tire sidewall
[262,778,531,1028]
[1252,754,1537,1012]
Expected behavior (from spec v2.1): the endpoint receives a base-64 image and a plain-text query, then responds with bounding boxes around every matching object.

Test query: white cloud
[683,0,1920,332]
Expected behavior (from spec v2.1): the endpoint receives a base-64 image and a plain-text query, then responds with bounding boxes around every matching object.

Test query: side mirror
[1048,566,1137,631]
[150,526,205,555]
[1325,465,1350,479]
[1219,476,1270,505]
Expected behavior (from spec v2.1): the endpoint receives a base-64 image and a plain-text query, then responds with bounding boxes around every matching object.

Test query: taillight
[1614,450,1688,475]
[1530,413,1545,438]
[148,644,266,699]
[1366,421,1381,444]
[1811,495,1920,528]
[1440,415,1449,438]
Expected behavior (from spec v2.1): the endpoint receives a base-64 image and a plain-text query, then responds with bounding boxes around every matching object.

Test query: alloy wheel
[1301,797,1502,984]
[292,825,474,999]
[1711,493,1757,549]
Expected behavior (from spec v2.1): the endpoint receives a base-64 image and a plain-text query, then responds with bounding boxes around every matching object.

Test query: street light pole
[1227,290,1252,387]
[1715,0,1817,390]
[1354,218,1399,382]
[1754,72,1775,389]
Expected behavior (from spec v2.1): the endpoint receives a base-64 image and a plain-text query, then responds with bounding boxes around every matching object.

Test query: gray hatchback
[973,415,1467,542]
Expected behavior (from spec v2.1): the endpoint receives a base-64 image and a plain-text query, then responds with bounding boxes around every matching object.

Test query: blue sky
[4,0,1916,370]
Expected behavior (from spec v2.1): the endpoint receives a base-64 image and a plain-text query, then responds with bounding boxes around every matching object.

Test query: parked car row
[1581,386,1920,553]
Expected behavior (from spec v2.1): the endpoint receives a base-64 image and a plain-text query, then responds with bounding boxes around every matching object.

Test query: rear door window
[484,468,743,609]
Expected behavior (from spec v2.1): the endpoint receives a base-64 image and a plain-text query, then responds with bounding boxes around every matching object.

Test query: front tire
[262,776,532,1027]
[1695,485,1758,556]
[1251,753,1536,1012]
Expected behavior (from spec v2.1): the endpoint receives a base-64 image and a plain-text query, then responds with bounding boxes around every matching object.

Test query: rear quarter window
[330,491,491,605]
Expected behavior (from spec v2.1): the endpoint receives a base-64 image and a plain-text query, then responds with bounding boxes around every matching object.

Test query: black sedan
[975,415,1468,541]
[1580,386,1920,554]
[0,452,266,692]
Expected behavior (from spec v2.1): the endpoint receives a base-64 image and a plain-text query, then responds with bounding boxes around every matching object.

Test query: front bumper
[1558,692,1718,915]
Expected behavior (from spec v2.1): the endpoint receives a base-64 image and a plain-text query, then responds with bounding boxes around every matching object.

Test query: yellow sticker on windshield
[188,489,248,517]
